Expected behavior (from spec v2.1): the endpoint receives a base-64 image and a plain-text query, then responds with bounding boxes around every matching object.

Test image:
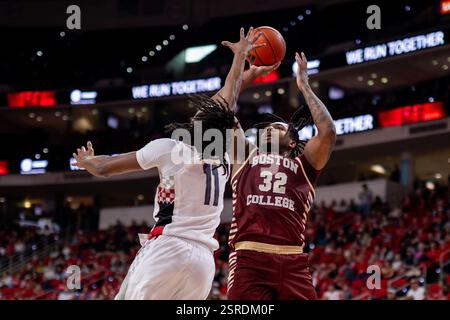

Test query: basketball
[248,26,286,66]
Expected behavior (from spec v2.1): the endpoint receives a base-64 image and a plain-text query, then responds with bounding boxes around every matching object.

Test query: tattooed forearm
[300,85,336,136]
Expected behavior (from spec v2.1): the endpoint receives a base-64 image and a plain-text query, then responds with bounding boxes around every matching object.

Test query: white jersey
[136,138,230,251]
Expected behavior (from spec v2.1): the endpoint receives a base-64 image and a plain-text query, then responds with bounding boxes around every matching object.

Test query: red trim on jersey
[148,226,165,240]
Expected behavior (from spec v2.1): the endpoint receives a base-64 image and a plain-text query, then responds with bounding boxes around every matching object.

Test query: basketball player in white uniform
[73,27,269,299]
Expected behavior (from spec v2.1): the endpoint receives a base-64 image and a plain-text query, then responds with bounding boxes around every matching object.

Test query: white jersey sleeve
[136,138,178,171]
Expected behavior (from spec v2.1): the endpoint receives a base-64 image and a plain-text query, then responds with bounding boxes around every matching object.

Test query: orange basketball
[247,26,286,66]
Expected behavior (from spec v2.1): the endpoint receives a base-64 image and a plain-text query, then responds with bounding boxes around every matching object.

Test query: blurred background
[0,0,449,300]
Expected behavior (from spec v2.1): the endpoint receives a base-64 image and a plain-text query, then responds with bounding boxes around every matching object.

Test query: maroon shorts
[227,249,317,300]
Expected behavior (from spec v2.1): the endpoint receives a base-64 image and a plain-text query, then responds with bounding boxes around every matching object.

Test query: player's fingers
[246,26,254,39]
[87,141,93,150]
[252,31,263,43]
[73,153,77,159]
[81,146,86,152]
[269,61,281,70]
[253,42,266,49]
[301,52,307,63]
[221,41,233,48]
[295,52,301,62]
[239,27,245,39]
[77,148,81,154]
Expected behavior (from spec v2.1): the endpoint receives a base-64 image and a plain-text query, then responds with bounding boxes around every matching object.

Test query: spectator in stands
[358,184,373,217]
[405,278,425,300]
[335,200,348,214]
[322,284,343,300]
[390,165,400,183]
[387,288,397,300]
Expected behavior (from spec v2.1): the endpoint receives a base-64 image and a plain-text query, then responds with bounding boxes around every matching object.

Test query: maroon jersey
[229,150,320,248]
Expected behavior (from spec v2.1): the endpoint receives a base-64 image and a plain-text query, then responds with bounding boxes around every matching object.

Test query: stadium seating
[0,186,449,300]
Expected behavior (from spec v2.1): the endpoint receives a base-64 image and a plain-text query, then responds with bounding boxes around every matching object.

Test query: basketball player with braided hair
[225,51,337,300]
[72,27,263,300]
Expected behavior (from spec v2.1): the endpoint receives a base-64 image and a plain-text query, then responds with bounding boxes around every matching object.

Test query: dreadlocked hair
[253,105,313,159]
[164,94,237,177]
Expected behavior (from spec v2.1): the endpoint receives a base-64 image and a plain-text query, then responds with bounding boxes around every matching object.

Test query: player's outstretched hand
[73,141,95,168]
[249,61,281,77]
[221,27,266,56]
[295,52,309,91]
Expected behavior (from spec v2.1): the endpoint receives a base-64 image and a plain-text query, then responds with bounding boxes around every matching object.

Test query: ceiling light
[141,56,148,62]
[163,40,169,46]
[357,76,364,82]
[169,35,175,40]
[149,51,155,56]
[265,90,272,97]
[277,88,285,95]
[425,181,435,190]
[185,45,217,63]
[370,164,386,174]
[29,113,36,118]
[434,173,442,179]
[381,77,388,84]
[36,116,43,122]
[432,60,438,66]
[182,24,189,30]
[126,67,133,73]
[442,64,448,70]
[370,73,377,79]
[253,93,260,99]
[367,80,374,86]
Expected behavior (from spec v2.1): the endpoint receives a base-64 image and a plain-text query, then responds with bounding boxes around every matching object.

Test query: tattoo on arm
[302,86,335,134]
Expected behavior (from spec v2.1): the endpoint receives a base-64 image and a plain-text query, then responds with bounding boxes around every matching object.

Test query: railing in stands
[353,291,370,300]
[27,254,128,300]
[0,225,75,276]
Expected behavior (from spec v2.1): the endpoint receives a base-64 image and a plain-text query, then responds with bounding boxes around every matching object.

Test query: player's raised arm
[73,141,141,177]
[212,27,264,110]
[295,52,336,170]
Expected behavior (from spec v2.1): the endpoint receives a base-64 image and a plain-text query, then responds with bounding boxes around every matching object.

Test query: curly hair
[165,94,237,176]
[254,105,313,159]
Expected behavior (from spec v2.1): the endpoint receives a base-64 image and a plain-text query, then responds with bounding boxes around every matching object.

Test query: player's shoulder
[137,138,184,160]
[146,138,180,151]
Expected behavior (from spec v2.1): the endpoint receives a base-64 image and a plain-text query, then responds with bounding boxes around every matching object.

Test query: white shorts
[115,235,215,300]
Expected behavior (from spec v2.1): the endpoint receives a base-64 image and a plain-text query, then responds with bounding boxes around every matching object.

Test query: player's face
[261,122,296,154]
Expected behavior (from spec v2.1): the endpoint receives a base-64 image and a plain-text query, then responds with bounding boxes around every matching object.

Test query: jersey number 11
[203,163,220,206]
